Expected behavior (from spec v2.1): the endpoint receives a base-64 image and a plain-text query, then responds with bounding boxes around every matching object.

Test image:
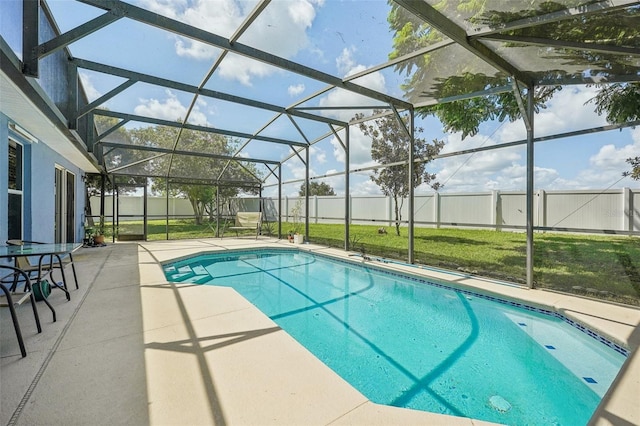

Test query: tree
[387,2,640,138]
[85,114,146,228]
[299,181,336,196]
[357,111,443,236]
[592,83,640,181]
[624,157,640,180]
[589,83,640,124]
[130,126,260,225]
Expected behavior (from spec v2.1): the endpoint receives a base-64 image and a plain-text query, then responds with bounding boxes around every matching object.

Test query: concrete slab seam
[6,249,114,426]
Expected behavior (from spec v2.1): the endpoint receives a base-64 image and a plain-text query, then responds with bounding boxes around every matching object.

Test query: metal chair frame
[0,265,42,358]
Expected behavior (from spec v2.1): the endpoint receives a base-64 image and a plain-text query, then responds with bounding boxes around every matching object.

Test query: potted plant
[83,226,94,245]
[290,200,304,244]
[93,215,106,244]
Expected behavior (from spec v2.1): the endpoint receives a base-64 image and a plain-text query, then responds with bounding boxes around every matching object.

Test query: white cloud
[350,178,381,196]
[286,155,315,181]
[336,47,356,76]
[78,72,101,102]
[143,0,323,86]
[434,85,638,193]
[310,145,326,164]
[138,0,189,20]
[574,131,640,187]
[497,86,607,142]
[216,54,275,86]
[324,171,346,193]
[590,133,640,171]
[288,84,306,97]
[134,90,209,126]
[317,54,388,168]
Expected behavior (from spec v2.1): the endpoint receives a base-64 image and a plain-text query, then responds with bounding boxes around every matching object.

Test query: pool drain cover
[489,395,511,413]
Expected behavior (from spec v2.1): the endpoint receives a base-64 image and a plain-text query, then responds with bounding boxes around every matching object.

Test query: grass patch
[107,219,640,305]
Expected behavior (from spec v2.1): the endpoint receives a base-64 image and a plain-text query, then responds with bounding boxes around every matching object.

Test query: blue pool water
[163,249,627,425]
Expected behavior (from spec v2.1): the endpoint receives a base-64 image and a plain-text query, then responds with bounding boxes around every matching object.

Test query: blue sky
[45,0,640,197]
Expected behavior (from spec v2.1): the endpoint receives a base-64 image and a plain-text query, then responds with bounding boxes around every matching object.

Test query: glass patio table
[0,243,81,322]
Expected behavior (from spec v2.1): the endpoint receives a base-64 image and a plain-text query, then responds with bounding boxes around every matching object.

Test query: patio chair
[0,264,42,357]
[221,212,262,239]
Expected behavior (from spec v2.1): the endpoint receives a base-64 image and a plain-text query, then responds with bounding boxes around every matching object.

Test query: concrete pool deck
[1,238,639,425]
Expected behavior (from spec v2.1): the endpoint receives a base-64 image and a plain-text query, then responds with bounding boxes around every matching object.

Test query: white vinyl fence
[91,188,640,234]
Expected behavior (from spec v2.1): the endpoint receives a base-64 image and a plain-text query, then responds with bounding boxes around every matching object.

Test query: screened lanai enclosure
[3,0,639,304]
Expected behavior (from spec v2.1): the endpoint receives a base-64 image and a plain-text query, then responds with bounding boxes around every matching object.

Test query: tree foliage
[624,157,640,180]
[85,115,146,226]
[357,111,443,236]
[387,1,640,138]
[127,126,260,225]
[299,181,336,196]
[588,83,640,124]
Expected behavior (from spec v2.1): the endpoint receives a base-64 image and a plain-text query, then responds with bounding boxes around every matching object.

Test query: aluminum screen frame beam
[77,0,413,110]
[393,0,534,87]
[92,109,307,148]
[469,0,640,38]
[100,141,280,165]
[37,12,123,60]
[72,58,345,127]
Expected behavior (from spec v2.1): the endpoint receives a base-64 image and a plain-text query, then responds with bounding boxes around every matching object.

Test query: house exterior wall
[2,112,85,244]
[1,3,91,245]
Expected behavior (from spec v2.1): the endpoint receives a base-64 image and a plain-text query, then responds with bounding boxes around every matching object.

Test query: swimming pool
[163,248,627,425]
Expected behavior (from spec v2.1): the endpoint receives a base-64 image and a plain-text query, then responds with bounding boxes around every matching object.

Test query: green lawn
[109,219,640,306]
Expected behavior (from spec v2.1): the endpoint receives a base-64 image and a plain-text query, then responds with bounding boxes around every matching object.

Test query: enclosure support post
[113,184,117,244]
[99,174,108,241]
[216,185,220,237]
[278,164,282,239]
[143,178,148,241]
[100,173,105,223]
[305,145,310,241]
[526,88,535,289]
[67,62,78,129]
[166,179,169,240]
[345,126,350,251]
[22,0,39,77]
[408,109,415,264]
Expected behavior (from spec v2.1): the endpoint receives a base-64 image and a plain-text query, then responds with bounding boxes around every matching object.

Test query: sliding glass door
[54,166,76,243]
[8,139,23,240]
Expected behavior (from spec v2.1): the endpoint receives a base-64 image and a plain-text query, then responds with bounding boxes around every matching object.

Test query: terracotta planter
[93,234,105,244]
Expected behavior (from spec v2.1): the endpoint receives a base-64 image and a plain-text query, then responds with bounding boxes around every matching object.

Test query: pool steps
[163,264,212,284]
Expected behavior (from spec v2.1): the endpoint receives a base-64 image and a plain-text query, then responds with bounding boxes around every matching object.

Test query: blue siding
[2,113,86,244]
